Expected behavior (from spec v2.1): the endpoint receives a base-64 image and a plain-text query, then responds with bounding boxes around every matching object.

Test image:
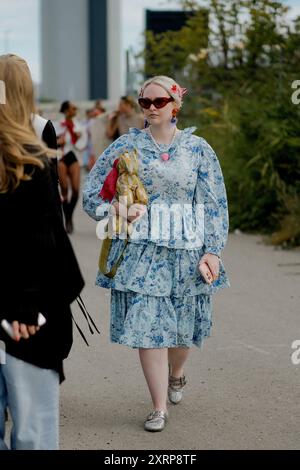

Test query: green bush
[138,0,300,246]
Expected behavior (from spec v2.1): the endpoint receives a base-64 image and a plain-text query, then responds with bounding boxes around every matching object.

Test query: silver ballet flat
[144,410,168,432]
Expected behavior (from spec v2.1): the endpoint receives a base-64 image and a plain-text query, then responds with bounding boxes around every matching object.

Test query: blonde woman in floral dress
[83,75,230,432]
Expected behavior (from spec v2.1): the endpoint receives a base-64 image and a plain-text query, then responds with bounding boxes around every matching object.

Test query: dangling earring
[144,119,149,128]
[171,109,178,125]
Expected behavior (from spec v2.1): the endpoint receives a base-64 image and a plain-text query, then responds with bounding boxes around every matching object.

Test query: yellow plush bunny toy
[113,149,148,234]
[99,149,148,278]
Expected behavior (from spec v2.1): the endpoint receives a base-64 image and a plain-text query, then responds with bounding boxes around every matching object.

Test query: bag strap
[72,296,100,347]
[76,295,100,334]
[98,235,129,279]
[71,313,90,346]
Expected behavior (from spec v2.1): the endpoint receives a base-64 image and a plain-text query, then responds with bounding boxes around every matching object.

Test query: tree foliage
[138,0,300,245]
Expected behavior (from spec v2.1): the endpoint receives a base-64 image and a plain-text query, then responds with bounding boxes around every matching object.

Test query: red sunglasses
[138,97,174,109]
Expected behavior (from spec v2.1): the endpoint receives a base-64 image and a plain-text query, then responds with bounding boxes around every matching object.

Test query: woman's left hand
[199,253,220,282]
[11,321,40,342]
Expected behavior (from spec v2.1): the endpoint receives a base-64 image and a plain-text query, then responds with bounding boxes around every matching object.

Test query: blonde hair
[139,75,187,109]
[0,54,55,193]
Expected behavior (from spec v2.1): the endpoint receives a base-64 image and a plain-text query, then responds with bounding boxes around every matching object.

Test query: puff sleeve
[195,138,229,258]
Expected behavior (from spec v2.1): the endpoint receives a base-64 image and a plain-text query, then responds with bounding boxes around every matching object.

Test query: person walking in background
[82,108,97,172]
[94,99,106,116]
[56,101,87,234]
[90,109,113,165]
[83,75,230,432]
[106,95,144,141]
[86,101,109,170]
[0,54,84,450]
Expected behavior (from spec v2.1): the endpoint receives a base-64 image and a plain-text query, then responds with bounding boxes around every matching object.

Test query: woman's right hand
[111,202,146,223]
[127,203,147,223]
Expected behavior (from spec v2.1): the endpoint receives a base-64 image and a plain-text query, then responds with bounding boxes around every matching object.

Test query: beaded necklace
[148,127,178,161]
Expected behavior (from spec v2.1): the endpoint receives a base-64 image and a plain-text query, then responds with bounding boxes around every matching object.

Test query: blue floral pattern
[83,127,230,348]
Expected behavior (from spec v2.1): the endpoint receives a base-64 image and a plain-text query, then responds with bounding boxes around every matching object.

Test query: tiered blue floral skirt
[96,240,230,349]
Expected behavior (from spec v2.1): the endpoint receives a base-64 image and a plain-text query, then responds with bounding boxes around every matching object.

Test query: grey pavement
[60,190,300,450]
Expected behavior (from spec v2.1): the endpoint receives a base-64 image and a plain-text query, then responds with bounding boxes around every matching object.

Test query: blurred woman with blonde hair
[106,95,144,141]
[0,54,84,450]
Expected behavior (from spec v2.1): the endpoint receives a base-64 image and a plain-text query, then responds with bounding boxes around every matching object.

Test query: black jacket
[0,155,84,380]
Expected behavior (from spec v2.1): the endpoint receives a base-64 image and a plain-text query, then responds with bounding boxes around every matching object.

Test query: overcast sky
[0,0,299,83]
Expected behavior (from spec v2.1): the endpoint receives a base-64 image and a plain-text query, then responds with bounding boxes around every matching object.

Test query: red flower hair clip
[171,84,188,98]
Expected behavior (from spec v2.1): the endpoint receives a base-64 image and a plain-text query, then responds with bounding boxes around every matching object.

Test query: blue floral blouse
[83,127,230,295]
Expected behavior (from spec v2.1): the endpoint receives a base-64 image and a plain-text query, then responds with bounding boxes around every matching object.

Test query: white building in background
[40,0,124,102]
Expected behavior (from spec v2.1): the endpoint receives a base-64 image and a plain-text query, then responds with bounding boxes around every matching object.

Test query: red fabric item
[99,158,119,202]
[61,119,79,145]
